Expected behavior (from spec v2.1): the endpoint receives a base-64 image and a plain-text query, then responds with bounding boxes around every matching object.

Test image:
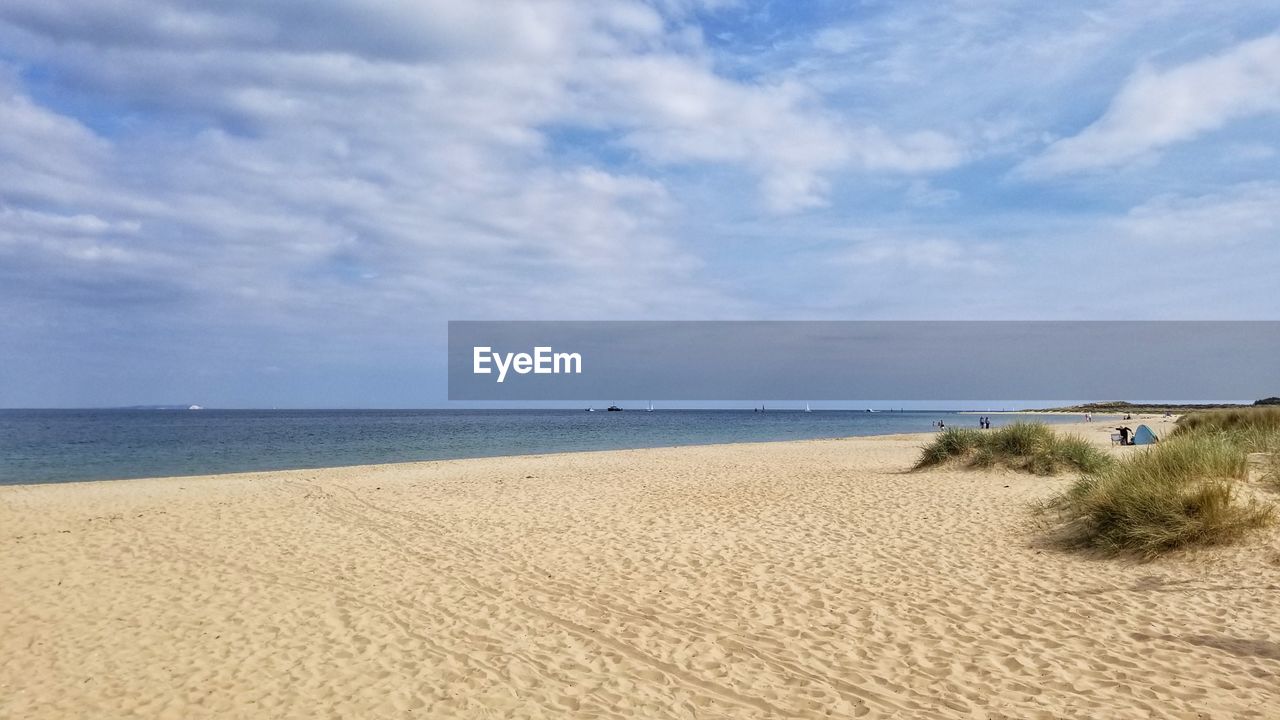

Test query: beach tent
[1132,425,1158,445]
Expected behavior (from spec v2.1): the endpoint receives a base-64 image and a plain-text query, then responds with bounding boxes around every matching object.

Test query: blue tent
[1133,425,1158,445]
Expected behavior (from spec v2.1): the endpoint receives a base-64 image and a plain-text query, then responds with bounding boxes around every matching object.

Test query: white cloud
[1026,33,1280,174]
[0,0,966,216]
[838,238,1002,275]
[0,0,986,373]
[0,3,774,332]
[1115,182,1280,245]
[0,69,109,203]
[904,179,960,208]
[2,1,1280,403]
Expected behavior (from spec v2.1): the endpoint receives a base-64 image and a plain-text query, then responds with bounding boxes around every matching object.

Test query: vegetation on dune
[914,423,1111,476]
[1050,436,1273,557]
[1172,406,1280,437]
[915,410,1279,556]
[1035,398,1279,413]
[1173,407,1280,490]
[1046,408,1279,557]
[1036,400,1248,413]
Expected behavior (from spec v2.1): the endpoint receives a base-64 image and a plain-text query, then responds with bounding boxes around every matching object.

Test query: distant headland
[1034,398,1279,413]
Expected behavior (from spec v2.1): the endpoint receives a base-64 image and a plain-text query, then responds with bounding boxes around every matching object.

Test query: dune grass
[1047,408,1278,557]
[1174,407,1280,489]
[1171,406,1280,438]
[914,423,1111,476]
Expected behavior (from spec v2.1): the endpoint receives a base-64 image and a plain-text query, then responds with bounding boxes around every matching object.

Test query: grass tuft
[1049,435,1114,475]
[914,428,982,469]
[914,423,1111,476]
[1171,407,1280,437]
[1046,409,1279,557]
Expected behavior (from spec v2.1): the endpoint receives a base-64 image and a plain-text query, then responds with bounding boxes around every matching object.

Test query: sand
[3,420,1278,719]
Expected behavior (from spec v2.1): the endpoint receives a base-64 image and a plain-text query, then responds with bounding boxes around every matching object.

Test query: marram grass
[914,423,1110,476]
[1171,406,1280,438]
[1173,407,1280,490]
[1047,409,1278,558]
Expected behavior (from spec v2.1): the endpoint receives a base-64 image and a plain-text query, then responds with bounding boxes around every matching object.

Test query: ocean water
[0,409,1086,485]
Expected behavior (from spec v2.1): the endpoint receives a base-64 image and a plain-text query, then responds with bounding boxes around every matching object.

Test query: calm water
[0,409,1085,485]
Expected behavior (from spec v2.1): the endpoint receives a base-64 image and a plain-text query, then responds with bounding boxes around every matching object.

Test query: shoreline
[1,413,1105,488]
[0,431,940,490]
[960,410,1173,417]
[1,415,1178,489]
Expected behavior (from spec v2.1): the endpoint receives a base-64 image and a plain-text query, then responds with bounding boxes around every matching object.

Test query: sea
[0,409,1086,485]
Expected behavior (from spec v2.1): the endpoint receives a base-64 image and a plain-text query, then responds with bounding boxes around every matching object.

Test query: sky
[1,1,1278,408]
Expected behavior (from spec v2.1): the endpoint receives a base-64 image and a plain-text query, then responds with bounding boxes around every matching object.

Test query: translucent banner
[447,321,1280,401]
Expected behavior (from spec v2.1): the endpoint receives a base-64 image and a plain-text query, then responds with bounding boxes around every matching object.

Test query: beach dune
[2,423,1277,718]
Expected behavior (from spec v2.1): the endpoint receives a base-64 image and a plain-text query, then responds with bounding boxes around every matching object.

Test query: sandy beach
[3,418,1278,719]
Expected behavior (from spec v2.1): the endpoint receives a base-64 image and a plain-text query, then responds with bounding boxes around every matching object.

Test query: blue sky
[1,1,1278,407]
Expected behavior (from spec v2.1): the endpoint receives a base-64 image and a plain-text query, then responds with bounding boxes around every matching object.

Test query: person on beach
[1116,426,1132,445]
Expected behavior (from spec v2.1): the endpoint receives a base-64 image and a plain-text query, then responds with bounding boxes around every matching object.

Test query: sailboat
[646,401,654,412]
[804,402,812,413]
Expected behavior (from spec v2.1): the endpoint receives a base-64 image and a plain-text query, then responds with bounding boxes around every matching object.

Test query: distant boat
[646,401,654,412]
[188,405,203,411]
[607,405,622,412]
[804,402,812,413]
[865,408,877,413]
[586,406,595,412]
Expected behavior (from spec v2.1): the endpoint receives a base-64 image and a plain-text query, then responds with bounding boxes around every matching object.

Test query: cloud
[0,69,109,202]
[0,0,963,216]
[1,1,1279,404]
[573,52,965,211]
[1025,33,1280,175]
[0,3,763,330]
[1114,181,1280,245]
[904,180,960,208]
[838,238,1002,275]
[779,2,1169,161]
